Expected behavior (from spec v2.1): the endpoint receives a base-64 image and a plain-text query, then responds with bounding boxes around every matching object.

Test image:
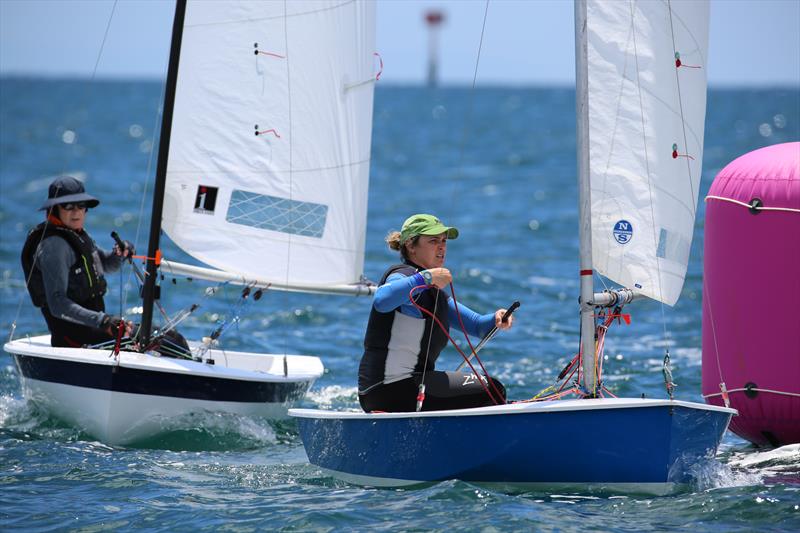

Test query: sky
[0,0,798,87]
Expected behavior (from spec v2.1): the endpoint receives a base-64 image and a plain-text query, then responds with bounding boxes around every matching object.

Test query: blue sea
[1,79,799,531]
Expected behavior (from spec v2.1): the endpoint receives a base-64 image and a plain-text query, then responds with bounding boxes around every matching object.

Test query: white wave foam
[691,456,763,491]
[726,444,800,474]
[0,394,39,429]
[305,385,360,410]
[160,411,278,444]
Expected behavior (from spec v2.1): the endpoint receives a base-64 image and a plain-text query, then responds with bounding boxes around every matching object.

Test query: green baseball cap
[400,214,459,244]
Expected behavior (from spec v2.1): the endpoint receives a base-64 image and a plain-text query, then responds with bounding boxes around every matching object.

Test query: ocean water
[1,79,799,531]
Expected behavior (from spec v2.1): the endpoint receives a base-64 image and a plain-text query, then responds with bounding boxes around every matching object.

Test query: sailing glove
[114,240,135,258]
[101,314,125,336]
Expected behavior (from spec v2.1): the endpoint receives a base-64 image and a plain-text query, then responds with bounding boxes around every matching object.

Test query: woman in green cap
[358,214,514,412]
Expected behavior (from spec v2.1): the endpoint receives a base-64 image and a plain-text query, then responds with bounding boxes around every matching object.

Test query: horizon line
[1,74,798,91]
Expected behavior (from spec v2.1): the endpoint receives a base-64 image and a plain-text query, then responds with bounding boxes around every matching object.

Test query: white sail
[586,0,709,305]
[162,1,376,289]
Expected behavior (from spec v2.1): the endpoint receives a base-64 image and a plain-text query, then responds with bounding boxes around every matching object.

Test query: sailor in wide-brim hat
[38,175,100,211]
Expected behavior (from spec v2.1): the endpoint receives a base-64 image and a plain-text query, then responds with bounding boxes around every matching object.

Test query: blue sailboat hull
[291,398,735,493]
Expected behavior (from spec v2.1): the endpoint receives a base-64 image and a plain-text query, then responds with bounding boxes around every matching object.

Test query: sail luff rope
[8,1,120,343]
[629,0,671,364]
[281,0,294,357]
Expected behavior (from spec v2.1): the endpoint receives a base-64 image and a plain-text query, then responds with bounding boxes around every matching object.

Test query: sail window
[226,190,328,238]
[657,228,668,258]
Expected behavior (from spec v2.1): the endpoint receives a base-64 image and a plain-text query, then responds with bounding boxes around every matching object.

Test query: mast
[139,0,187,346]
[574,0,597,396]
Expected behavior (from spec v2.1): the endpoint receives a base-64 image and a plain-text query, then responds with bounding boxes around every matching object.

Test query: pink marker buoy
[702,142,800,447]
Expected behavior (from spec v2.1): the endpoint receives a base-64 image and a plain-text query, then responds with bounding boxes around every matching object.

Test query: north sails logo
[613,220,633,244]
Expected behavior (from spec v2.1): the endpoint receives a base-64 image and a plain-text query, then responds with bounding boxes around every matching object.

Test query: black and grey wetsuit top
[24,225,122,328]
[358,262,496,394]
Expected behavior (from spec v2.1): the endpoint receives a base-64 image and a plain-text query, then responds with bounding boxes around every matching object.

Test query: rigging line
[704,388,800,399]
[629,0,670,348]
[667,0,699,218]
[281,0,294,356]
[705,196,800,213]
[450,0,490,214]
[123,61,170,316]
[91,0,118,80]
[408,285,499,405]
[702,274,726,392]
[448,283,505,403]
[417,284,441,409]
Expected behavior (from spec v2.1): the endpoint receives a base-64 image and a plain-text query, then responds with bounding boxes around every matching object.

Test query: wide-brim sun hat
[400,214,459,244]
[39,176,100,210]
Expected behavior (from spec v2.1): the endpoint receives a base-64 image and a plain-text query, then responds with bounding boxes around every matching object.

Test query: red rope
[447,283,507,403]
[408,284,501,405]
[257,50,285,59]
[256,129,281,138]
[113,320,125,355]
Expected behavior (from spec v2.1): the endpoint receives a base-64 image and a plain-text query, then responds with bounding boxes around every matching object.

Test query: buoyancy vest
[358,262,450,392]
[21,221,108,309]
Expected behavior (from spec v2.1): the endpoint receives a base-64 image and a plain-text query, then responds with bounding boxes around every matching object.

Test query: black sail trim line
[140,0,188,345]
[13,354,308,403]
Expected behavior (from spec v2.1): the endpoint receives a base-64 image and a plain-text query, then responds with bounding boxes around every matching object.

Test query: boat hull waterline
[291,399,736,493]
[6,335,323,445]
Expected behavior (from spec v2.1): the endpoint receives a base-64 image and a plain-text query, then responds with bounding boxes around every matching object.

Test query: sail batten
[586,0,709,306]
[162,0,376,290]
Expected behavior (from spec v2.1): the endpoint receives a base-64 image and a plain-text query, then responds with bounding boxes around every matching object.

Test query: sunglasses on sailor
[60,202,88,211]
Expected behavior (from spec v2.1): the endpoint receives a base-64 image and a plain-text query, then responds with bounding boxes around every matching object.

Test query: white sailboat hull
[6,335,323,446]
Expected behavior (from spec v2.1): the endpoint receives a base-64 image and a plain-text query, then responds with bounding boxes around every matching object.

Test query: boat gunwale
[5,335,323,383]
[290,397,738,419]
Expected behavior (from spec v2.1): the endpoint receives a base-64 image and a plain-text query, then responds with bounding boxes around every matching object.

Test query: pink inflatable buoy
[702,142,800,447]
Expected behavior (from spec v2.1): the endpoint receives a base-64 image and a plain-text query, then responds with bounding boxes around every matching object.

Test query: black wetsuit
[22,221,120,347]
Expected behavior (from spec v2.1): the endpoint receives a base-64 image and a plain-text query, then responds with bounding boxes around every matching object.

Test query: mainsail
[161,1,376,291]
[586,0,709,306]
